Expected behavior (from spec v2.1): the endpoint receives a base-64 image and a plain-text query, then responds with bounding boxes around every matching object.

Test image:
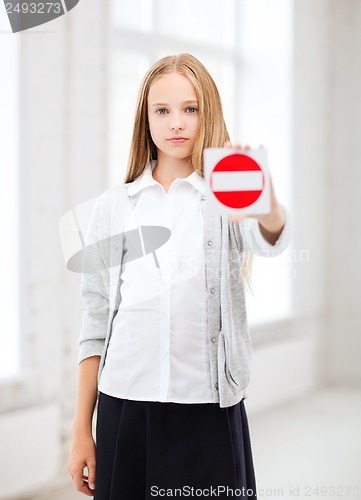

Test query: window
[0,13,20,378]
[235,1,293,324]
[108,0,293,325]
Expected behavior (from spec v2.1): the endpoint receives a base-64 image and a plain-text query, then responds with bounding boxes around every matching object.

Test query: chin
[168,149,193,159]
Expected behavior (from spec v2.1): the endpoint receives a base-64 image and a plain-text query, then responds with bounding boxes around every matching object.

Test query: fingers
[223,141,265,150]
[68,434,97,496]
[70,469,94,496]
[68,462,96,496]
[81,472,96,496]
[87,461,97,493]
[229,213,247,224]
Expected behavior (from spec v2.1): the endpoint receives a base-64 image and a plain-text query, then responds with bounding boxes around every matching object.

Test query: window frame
[0,27,20,381]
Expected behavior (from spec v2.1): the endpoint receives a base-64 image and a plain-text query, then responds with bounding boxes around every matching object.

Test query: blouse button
[215,383,219,390]
[211,336,217,343]
[201,194,206,201]
[210,287,215,294]
[207,240,213,246]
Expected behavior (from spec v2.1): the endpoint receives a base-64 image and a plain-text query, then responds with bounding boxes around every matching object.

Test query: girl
[68,53,293,499]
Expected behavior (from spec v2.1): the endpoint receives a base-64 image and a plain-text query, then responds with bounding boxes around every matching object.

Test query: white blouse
[98,161,215,403]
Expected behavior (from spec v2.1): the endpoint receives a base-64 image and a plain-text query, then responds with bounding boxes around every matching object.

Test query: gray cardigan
[78,183,293,407]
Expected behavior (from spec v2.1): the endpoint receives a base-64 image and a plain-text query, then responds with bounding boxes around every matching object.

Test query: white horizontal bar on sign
[212,171,263,192]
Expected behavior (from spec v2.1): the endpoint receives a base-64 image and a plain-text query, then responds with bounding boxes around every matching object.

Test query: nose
[170,113,185,131]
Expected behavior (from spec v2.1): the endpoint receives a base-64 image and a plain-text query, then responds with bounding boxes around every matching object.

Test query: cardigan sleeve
[239,203,294,257]
[78,194,110,364]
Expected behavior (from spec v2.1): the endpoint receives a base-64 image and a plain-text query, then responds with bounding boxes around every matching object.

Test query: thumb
[229,213,247,224]
[87,461,96,492]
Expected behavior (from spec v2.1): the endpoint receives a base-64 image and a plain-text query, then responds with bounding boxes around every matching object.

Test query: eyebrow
[150,100,199,107]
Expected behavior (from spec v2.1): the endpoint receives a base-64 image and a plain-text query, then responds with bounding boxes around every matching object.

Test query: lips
[168,137,188,144]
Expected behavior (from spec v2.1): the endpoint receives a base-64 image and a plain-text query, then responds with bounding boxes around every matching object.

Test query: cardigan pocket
[218,329,239,391]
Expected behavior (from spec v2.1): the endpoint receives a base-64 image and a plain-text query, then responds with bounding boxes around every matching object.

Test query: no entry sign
[203,148,271,215]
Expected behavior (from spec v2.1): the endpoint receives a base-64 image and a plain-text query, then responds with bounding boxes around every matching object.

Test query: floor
[249,385,361,499]
[32,385,361,500]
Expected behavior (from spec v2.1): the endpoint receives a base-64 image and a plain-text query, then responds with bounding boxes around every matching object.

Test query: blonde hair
[123,53,252,288]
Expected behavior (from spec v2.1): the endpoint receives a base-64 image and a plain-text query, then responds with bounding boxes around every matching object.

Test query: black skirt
[93,392,257,499]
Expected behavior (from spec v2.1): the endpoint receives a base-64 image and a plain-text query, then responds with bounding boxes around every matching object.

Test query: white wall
[322,0,361,384]
[0,1,109,496]
[291,0,361,387]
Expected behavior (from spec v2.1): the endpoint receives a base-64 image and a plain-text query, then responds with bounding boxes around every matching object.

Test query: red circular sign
[210,153,264,209]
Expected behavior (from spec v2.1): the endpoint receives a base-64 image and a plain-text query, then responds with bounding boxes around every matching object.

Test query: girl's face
[147,72,200,165]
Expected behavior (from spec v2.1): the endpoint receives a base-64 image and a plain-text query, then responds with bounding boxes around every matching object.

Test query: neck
[152,153,194,184]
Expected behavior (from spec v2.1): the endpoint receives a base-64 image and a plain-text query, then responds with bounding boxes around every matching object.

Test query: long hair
[123,53,252,288]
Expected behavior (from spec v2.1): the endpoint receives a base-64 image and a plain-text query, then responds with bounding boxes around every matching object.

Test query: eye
[156,108,168,115]
[186,107,198,114]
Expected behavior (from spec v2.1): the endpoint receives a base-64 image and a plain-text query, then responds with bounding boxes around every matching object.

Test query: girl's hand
[223,141,285,245]
[68,430,97,496]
